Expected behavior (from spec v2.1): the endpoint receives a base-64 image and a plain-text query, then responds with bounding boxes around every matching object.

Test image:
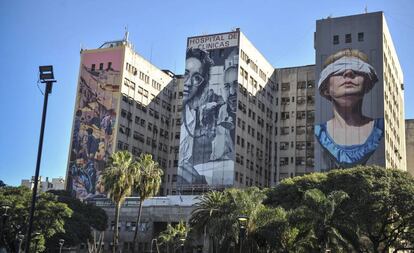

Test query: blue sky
[0,0,413,186]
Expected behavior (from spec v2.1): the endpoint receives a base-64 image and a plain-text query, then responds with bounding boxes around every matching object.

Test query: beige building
[274,65,315,180]
[21,176,65,193]
[67,12,406,199]
[65,11,407,253]
[406,119,414,176]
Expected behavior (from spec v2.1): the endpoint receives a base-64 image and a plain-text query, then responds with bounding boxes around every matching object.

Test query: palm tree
[293,189,352,252]
[132,154,163,249]
[190,191,227,253]
[158,221,188,253]
[190,188,267,253]
[102,151,138,253]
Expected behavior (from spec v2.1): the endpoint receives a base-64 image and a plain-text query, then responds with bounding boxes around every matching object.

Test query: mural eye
[192,74,204,85]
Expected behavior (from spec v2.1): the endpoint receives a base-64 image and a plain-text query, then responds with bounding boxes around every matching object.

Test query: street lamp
[16,232,24,253]
[150,238,160,253]
[25,65,57,253]
[0,205,10,251]
[33,233,41,253]
[179,237,186,253]
[237,215,249,253]
[59,239,65,253]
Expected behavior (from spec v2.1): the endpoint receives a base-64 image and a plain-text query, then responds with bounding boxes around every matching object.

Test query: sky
[0,0,413,186]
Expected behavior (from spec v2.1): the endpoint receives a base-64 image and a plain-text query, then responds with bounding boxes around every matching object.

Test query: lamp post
[150,238,160,253]
[16,232,24,253]
[25,66,56,253]
[59,239,64,253]
[237,215,248,253]
[33,233,41,253]
[0,205,10,252]
[179,237,186,253]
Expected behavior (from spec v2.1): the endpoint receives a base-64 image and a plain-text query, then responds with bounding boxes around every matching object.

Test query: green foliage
[266,166,414,252]
[102,151,137,205]
[102,150,138,252]
[0,186,72,252]
[133,153,163,200]
[158,221,189,252]
[132,153,163,245]
[45,190,108,250]
[189,166,414,253]
[190,187,267,252]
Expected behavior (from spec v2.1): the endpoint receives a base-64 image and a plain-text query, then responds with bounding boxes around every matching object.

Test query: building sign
[187,32,239,50]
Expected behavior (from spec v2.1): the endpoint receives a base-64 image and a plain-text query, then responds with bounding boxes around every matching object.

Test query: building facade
[65,35,185,199]
[66,12,406,200]
[314,12,406,171]
[65,11,407,252]
[21,176,65,193]
[85,196,199,252]
[406,119,414,176]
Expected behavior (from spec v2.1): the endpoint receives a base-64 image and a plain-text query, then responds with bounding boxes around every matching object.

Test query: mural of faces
[178,47,238,187]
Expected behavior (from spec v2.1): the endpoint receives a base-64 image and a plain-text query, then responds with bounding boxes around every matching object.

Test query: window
[107,62,112,70]
[99,63,104,70]
[345,34,352,43]
[280,142,289,150]
[281,97,290,105]
[358,32,364,42]
[333,35,339,45]
[91,64,95,71]
[297,81,306,89]
[280,157,289,166]
[297,111,306,119]
[281,112,289,120]
[281,83,290,91]
[281,127,289,135]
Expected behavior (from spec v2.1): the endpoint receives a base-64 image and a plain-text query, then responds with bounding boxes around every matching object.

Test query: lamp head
[39,65,56,82]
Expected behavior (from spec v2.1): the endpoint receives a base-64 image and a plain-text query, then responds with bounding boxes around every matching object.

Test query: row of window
[280,111,315,121]
[234,171,269,188]
[280,96,314,105]
[279,141,314,151]
[280,80,315,91]
[279,157,314,166]
[333,32,364,45]
[91,62,112,71]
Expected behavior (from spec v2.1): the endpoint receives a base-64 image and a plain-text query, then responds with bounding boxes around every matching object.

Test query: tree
[102,151,137,253]
[265,166,414,252]
[190,188,267,253]
[132,154,163,250]
[292,189,353,252]
[190,190,227,253]
[0,186,72,252]
[45,190,108,251]
[158,221,188,253]
[254,206,312,253]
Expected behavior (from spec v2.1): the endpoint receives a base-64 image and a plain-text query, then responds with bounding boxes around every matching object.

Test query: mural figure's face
[183,57,205,103]
[325,69,367,106]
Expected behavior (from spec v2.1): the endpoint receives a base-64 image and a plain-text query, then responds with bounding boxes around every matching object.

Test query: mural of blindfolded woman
[315,48,384,169]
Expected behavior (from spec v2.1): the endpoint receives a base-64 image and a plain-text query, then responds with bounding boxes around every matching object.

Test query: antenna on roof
[364,4,368,13]
[124,26,129,42]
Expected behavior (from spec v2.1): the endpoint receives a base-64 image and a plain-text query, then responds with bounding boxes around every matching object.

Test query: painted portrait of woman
[315,48,384,169]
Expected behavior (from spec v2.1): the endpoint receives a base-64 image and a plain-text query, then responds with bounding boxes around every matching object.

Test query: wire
[36,78,44,96]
